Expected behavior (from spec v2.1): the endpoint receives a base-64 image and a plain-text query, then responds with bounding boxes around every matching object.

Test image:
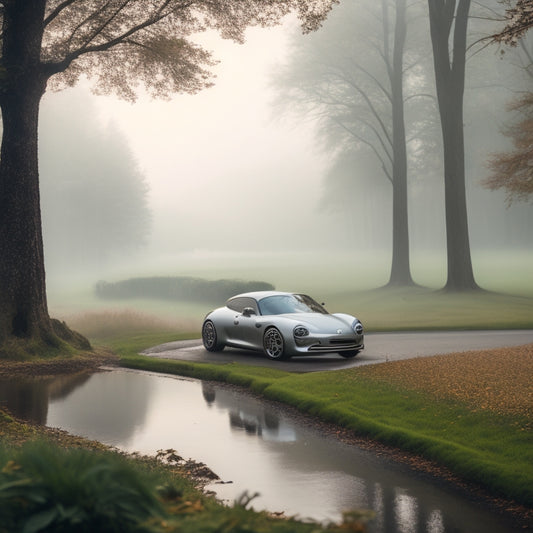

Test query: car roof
[227,290,293,302]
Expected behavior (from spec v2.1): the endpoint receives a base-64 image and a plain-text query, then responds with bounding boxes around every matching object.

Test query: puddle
[0,369,524,532]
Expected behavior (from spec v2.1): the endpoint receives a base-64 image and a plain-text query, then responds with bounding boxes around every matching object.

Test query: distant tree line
[95,277,275,304]
[40,91,151,276]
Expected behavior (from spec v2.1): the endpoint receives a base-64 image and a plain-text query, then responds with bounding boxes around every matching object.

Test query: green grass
[0,441,166,533]
[113,334,533,508]
[327,287,533,331]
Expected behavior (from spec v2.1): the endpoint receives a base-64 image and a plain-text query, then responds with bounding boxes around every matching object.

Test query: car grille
[307,340,363,352]
[329,338,357,345]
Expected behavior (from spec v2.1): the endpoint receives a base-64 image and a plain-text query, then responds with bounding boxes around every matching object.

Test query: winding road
[142,329,533,373]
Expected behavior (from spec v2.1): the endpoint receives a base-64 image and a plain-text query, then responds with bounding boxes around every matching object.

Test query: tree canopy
[484,2,532,205]
[0,0,336,99]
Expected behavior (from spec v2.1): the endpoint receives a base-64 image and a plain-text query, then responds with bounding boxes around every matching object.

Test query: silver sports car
[201,291,364,360]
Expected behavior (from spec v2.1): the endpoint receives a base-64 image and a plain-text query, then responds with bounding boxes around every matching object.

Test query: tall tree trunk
[387,0,414,286]
[428,0,479,291]
[0,1,53,344]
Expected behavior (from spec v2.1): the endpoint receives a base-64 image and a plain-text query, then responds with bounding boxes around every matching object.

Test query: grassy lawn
[324,287,533,330]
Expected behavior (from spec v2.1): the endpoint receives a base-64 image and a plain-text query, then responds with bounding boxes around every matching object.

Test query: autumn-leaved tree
[484,2,533,205]
[492,0,533,45]
[484,92,533,204]
[0,0,336,356]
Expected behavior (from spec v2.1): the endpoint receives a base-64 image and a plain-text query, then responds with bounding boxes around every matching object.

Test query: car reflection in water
[202,382,295,441]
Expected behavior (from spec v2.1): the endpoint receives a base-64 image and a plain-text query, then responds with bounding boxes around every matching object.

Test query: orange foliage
[484,93,533,205]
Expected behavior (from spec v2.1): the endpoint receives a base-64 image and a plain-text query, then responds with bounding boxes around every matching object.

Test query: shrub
[95,277,275,303]
[0,441,167,533]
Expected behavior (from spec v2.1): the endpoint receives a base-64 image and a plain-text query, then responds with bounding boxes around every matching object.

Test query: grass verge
[114,335,533,511]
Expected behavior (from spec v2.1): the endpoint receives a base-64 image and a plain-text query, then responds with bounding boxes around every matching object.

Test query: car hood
[274,313,354,334]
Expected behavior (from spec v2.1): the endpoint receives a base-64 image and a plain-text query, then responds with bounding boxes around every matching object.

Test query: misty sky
[63,20,335,254]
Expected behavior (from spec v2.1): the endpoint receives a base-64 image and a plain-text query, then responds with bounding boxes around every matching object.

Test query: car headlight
[293,326,309,337]
[352,320,363,335]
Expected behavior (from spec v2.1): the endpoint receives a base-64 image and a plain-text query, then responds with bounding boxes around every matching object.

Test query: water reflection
[202,382,293,441]
[0,373,91,424]
[198,382,516,532]
[0,371,152,445]
[0,370,524,532]
[196,385,485,532]
[46,371,153,446]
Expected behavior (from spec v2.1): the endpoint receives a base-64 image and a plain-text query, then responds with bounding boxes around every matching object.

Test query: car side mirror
[242,307,256,317]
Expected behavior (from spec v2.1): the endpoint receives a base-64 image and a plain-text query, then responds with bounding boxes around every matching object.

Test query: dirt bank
[0,348,118,378]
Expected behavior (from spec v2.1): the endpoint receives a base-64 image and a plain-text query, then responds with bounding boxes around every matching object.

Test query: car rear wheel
[202,320,224,352]
[263,327,288,360]
[339,350,359,358]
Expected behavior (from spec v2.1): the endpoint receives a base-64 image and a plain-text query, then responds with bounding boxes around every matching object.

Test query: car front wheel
[263,327,289,360]
[202,320,224,352]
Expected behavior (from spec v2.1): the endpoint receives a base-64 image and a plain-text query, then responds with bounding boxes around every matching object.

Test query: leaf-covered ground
[355,343,533,426]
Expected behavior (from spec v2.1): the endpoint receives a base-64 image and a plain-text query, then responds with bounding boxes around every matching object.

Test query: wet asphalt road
[141,329,533,373]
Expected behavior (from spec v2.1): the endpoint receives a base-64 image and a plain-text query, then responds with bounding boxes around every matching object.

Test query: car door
[228,297,260,348]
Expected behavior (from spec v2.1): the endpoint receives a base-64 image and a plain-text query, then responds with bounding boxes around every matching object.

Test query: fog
[38,7,533,318]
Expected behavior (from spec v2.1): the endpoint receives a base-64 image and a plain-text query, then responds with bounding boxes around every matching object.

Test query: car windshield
[258,294,327,315]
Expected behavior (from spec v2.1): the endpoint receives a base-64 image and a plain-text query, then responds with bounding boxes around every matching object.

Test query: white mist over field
[39,8,533,323]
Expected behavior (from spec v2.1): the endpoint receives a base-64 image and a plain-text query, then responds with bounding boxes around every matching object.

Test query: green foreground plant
[0,442,165,533]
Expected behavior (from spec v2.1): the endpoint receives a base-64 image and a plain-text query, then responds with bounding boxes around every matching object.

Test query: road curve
[141,330,533,373]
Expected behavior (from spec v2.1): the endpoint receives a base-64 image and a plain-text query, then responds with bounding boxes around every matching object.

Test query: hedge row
[95,276,275,303]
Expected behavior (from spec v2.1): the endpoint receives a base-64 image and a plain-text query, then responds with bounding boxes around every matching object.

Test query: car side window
[226,297,258,314]
[240,298,259,315]
[227,298,244,312]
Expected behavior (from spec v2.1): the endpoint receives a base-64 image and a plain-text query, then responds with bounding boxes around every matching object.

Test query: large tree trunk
[387,0,414,286]
[428,0,479,291]
[0,1,53,345]
[0,84,53,343]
